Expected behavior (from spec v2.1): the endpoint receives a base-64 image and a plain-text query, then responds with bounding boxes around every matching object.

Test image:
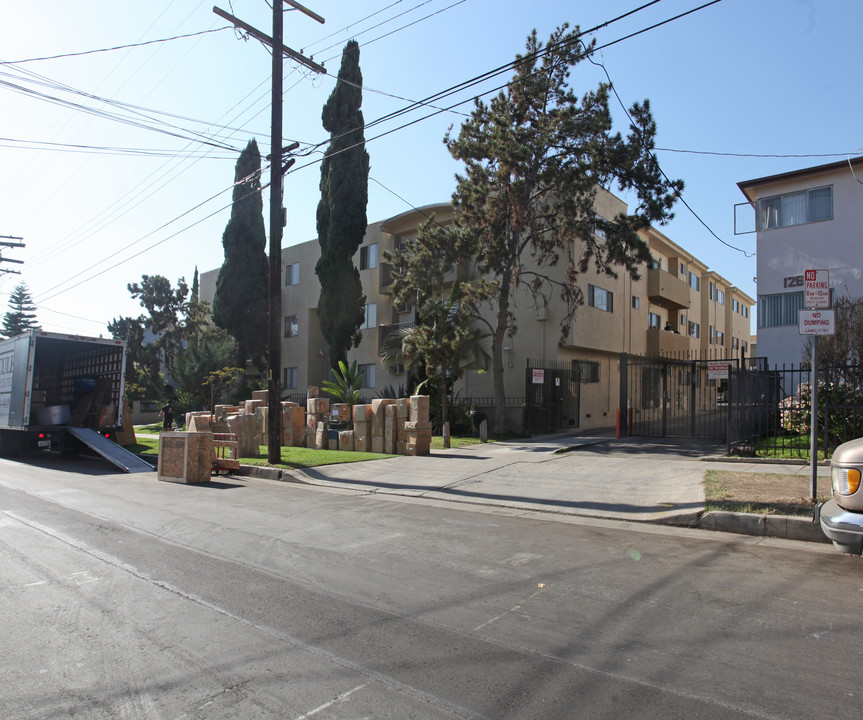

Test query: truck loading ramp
[66,427,155,473]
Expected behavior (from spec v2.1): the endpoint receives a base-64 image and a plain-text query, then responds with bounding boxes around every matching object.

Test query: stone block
[187,414,211,432]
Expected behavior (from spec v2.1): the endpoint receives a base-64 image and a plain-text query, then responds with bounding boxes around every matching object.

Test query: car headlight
[833,466,862,496]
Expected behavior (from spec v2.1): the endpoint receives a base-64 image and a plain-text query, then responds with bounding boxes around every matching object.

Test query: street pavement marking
[293,684,365,720]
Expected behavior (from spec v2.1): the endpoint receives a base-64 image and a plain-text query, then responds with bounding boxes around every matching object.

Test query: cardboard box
[307,397,330,415]
[353,404,372,422]
[252,389,269,403]
[410,395,430,422]
[396,397,410,418]
[355,434,370,453]
[371,436,385,454]
[331,403,351,423]
[315,422,327,450]
[338,430,354,452]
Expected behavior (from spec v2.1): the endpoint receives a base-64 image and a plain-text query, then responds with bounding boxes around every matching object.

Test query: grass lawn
[752,433,830,461]
[125,432,489,467]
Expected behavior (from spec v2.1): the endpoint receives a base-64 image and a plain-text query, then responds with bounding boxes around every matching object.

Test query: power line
[0,27,232,65]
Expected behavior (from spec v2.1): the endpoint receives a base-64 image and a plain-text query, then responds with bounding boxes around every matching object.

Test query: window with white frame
[709,281,715,300]
[709,325,715,343]
[757,186,832,230]
[688,321,700,338]
[284,262,300,286]
[358,363,376,389]
[742,305,749,318]
[283,367,298,389]
[716,330,725,346]
[361,302,377,330]
[360,243,378,270]
[732,298,739,313]
[284,314,299,338]
[632,295,640,310]
[587,284,613,312]
[649,312,662,328]
[593,214,608,239]
[716,289,725,305]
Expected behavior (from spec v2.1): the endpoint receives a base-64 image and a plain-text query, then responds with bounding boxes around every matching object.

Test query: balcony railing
[378,321,415,355]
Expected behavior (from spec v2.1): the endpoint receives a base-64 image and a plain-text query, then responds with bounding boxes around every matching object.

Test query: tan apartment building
[200,189,753,433]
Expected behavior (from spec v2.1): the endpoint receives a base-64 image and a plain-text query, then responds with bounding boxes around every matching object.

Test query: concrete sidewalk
[238,432,832,544]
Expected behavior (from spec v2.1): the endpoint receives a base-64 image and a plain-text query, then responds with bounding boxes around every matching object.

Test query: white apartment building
[738,156,863,369]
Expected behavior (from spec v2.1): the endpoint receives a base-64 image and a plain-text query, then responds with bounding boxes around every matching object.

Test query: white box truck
[0,330,153,472]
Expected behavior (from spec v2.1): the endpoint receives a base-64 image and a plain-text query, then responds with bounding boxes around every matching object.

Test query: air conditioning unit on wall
[388,363,404,375]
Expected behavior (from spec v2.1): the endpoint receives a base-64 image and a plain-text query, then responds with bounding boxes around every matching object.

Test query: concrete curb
[697,509,829,543]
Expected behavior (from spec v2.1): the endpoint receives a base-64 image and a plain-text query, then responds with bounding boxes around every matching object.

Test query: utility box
[158,431,214,484]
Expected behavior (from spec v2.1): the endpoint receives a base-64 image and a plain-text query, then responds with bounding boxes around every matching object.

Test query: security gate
[525,359,580,434]
[620,354,732,440]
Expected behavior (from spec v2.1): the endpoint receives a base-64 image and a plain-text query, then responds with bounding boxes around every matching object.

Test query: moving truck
[0,330,152,472]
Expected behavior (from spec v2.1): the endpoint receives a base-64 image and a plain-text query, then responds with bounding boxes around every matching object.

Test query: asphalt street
[0,452,858,720]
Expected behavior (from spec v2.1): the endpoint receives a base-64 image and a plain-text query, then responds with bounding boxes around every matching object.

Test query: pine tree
[2,282,39,338]
[212,139,268,370]
[315,41,370,371]
[388,25,683,433]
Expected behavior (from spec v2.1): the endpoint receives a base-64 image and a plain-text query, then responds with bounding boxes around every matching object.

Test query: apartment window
[757,185,833,230]
[358,363,376,389]
[361,303,377,330]
[758,291,804,328]
[732,299,739,313]
[689,272,700,291]
[284,262,300,286]
[649,258,662,270]
[283,367,298,389]
[680,313,687,328]
[709,281,715,300]
[360,243,378,270]
[284,314,299,338]
[631,295,640,310]
[587,284,613,313]
[648,312,662,328]
[716,289,725,305]
[571,359,600,383]
[732,337,740,350]
[709,325,715,343]
[716,331,725,346]
[742,305,749,318]
[679,262,687,277]
[593,214,608,240]
[688,321,700,338]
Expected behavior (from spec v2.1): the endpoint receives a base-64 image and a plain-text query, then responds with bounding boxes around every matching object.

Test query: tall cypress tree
[212,139,268,370]
[2,282,39,338]
[315,41,370,371]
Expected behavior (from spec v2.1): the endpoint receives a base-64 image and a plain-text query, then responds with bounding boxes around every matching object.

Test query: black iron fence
[727,363,863,458]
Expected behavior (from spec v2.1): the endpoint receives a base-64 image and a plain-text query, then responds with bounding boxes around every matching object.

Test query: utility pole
[0,236,25,277]
[214,2,325,465]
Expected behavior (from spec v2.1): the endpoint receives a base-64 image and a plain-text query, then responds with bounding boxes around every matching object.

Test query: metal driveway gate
[620,354,731,440]
[525,359,580,434]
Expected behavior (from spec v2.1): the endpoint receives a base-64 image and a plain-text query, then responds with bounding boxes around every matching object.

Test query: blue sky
[1,0,860,337]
